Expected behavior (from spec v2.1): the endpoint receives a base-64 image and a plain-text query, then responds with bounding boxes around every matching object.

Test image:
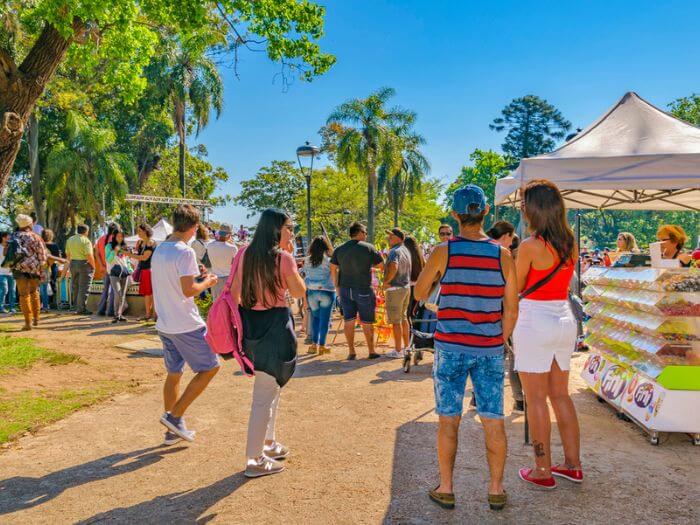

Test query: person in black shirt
[41,229,62,309]
[330,222,384,360]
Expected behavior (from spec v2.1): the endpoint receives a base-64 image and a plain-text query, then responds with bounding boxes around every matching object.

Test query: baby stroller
[402,302,438,373]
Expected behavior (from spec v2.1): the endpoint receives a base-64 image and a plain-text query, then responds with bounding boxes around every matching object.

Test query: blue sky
[196,0,700,226]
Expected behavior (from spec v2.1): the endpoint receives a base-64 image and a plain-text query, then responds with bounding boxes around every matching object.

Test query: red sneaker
[551,465,583,483]
[518,468,556,490]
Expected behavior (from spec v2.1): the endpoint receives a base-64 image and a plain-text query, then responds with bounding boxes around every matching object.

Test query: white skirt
[513,298,577,373]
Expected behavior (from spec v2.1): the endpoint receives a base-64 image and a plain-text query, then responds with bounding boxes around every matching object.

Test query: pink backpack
[205,246,254,376]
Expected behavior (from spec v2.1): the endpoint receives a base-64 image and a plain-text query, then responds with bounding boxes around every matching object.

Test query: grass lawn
[0,382,125,444]
[0,335,82,374]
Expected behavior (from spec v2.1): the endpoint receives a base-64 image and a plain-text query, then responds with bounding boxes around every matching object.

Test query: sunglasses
[439,231,451,237]
[657,237,670,242]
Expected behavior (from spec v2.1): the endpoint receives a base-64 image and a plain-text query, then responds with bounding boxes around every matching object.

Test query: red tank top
[523,239,574,301]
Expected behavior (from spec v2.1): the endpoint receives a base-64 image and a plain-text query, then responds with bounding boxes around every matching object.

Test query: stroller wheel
[403,353,411,373]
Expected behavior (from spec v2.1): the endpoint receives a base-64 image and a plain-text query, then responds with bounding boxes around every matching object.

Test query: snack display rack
[580,267,700,445]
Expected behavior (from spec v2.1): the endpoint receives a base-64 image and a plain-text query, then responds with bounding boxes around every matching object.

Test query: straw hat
[15,214,33,229]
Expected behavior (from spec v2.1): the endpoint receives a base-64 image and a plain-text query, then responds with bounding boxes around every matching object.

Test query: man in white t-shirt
[206,223,238,299]
[151,204,220,445]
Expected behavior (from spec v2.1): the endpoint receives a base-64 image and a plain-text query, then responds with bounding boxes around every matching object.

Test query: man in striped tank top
[415,184,518,511]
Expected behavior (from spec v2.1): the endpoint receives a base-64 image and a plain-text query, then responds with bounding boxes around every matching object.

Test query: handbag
[520,253,585,323]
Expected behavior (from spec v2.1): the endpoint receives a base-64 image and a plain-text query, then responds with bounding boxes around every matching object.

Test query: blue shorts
[433,349,504,419]
[338,287,376,324]
[159,326,220,374]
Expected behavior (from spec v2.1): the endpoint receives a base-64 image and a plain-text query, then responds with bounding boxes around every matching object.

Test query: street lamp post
[296,141,320,248]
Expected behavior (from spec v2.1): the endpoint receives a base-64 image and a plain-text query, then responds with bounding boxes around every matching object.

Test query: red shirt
[523,239,575,301]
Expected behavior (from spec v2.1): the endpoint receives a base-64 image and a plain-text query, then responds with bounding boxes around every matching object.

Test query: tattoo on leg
[533,441,545,457]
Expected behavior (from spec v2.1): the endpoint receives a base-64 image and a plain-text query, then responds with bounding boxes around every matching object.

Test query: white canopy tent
[125,218,173,247]
[495,92,700,211]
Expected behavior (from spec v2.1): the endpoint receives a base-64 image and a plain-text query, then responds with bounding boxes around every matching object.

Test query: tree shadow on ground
[75,471,248,524]
[0,445,186,516]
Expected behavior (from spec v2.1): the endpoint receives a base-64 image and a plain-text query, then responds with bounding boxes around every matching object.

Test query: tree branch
[0,46,19,88]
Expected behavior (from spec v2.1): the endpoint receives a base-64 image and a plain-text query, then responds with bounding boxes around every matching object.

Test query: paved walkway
[0,329,698,524]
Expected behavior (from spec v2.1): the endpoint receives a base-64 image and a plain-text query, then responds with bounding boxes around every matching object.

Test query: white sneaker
[384,350,403,359]
[245,456,285,478]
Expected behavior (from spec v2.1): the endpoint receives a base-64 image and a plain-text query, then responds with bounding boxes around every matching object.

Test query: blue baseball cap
[452,184,487,214]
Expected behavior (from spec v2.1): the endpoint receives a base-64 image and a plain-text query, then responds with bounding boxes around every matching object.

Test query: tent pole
[575,210,582,297]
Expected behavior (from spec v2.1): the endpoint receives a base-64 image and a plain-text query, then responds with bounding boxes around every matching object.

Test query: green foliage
[195,293,213,320]
[669,94,700,127]
[327,87,415,242]
[0,336,81,374]
[490,95,571,161]
[234,160,305,218]
[45,111,133,224]
[577,210,699,251]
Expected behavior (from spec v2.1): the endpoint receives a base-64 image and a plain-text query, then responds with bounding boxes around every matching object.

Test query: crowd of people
[0,179,696,511]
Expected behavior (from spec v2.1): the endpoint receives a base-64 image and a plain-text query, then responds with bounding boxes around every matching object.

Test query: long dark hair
[241,208,289,309]
[523,179,574,261]
[403,235,425,282]
[308,236,329,267]
[110,228,126,251]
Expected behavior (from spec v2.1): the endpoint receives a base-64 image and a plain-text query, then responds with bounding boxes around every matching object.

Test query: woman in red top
[513,180,582,489]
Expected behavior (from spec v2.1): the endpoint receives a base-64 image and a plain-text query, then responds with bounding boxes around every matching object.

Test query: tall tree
[0,0,335,194]
[490,95,571,161]
[159,41,223,197]
[327,87,412,243]
[234,160,305,217]
[378,123,430,227]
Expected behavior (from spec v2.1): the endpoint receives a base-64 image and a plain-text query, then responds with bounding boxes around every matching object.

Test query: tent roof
[495,92,700,211]
[125,218,173,246]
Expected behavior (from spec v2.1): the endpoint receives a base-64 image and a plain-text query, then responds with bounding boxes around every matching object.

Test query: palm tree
[45,111,132,234]
[378,120,430,227]
[327,87,413,243]
[161,43,223,197]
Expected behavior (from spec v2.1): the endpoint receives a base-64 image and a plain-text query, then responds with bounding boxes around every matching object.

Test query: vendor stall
[495,91,700,445]
[581,266,700,445]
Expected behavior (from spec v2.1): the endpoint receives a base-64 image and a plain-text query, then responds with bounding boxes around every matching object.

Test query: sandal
[428,487,455,509]
[488,490,507,511]
[346,353,357,361]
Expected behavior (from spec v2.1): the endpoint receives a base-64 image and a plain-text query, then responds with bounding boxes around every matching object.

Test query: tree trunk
[367,171,375,244]
[28,111,44,223]
[392,176,400,227]
[178,102,186,198]
[0,23,79,194]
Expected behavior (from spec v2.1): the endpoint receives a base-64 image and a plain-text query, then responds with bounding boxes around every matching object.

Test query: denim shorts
[159,326,220,374]
[433,349,505,419]
[338,287,376,324]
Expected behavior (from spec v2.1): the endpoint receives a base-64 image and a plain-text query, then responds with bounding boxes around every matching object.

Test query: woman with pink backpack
[228,208,306,478]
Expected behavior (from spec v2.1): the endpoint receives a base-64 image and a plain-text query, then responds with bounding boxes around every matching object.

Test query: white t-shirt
[207,240,238,277]
[151,241,205,334]
[0,245,10,276]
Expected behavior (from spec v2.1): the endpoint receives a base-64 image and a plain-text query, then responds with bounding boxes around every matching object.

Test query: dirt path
[0,316,698,524]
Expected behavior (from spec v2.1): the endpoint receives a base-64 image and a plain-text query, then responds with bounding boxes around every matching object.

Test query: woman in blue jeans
[303,237,335,355]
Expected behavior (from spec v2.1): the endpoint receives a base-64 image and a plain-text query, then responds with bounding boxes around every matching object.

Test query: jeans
[109,275,130,318]
[246,371,281,459]
[307,290,335,346]
[0,274,16,311]
[40,283,50,309]
[70,260,94,313]
[97,274,114,316]
[433,349,505,419]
